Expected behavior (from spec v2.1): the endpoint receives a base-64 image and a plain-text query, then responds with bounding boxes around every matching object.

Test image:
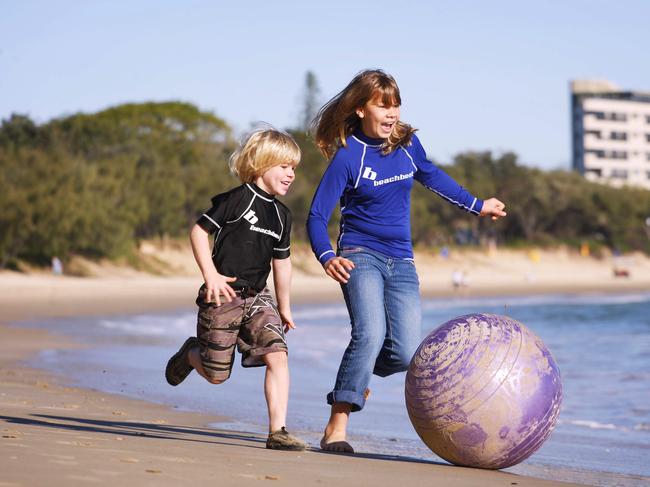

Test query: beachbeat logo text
[373,171,414,187]
[249,225,280,239]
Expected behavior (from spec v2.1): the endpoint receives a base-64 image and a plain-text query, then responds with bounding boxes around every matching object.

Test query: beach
[2,246,650,486]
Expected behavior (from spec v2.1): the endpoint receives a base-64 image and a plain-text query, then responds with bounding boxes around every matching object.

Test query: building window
[585,150,628,160]
[584,111,626,121]
[610,131,627,141]
[647,153,650,161]
[585,130,602,138]
[645,133,650,142]
[610,169,628,179]
[646,115,650,123]
[585,149,606,158]
[586,168,602,177]
[586,111,605,119]
[595,150,628,160]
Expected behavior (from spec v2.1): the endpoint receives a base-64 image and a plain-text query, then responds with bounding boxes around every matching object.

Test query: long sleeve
[306,151,352,266]
[410,135,483,215]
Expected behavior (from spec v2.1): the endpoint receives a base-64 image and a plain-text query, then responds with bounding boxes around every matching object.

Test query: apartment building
[571,79,650,189]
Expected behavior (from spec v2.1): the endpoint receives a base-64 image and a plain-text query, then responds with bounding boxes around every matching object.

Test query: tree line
[1,101,649,269]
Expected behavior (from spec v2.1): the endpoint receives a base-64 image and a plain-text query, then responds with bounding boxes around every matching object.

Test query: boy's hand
[324,256,355,284]
[204,271,237,306]
[480,198,507,220]
[279,308,296,333]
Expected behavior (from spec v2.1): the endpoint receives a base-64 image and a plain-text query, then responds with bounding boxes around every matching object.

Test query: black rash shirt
[196,183,292,293]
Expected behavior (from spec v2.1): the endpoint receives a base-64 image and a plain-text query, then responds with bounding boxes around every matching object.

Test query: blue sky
[1,0,649,169]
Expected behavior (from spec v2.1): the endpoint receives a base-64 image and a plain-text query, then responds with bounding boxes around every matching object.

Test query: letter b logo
[362,167,377,181]
[244,210,258,224]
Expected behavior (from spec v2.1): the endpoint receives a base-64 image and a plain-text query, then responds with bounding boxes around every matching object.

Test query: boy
[165,127,306,450]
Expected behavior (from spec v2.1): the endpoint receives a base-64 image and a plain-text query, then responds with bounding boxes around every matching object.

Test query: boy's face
[256,163,296,196]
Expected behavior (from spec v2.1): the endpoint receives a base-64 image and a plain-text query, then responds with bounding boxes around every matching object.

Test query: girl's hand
[324,256,355,284]
[204,271,237,306]
[279,308,296,333]
[480,198,507,220]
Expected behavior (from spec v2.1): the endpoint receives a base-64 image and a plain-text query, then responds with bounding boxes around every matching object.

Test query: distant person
[451,269,466,289]
[51,256,63,276]
[306,69,506,453]
[165,127,306,451]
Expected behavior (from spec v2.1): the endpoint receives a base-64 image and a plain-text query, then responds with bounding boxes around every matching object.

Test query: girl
[306,69,506,453]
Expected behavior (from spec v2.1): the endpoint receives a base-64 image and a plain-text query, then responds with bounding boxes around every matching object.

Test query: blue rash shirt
[306,131,484,265]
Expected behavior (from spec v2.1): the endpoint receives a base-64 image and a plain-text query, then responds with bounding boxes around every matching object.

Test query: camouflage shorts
[195,286,288,382]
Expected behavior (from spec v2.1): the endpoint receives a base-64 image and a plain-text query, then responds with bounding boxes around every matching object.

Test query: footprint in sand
[2,430,21,439]
[119,458,140,463]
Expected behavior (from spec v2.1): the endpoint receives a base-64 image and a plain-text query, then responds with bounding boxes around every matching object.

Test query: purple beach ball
[405,313,562,469]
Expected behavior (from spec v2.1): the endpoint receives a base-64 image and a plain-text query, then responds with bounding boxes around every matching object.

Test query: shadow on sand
[0,413,447,466]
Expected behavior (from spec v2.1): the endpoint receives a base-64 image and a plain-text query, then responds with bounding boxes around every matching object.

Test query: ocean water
[25,292,650,485]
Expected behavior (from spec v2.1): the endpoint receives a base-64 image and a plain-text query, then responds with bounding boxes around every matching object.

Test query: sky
[1,0,649,170]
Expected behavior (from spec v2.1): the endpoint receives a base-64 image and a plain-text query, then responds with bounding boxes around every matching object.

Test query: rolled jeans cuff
[327,390,366,412]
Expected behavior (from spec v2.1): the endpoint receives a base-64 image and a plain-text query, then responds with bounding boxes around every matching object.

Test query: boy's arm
[272,257,296,332]
[190,223,237,306]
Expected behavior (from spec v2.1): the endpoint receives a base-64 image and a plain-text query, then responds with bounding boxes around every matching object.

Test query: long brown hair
[311,69,416,159]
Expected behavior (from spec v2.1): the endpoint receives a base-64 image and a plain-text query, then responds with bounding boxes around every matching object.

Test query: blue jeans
[327,247,422,412]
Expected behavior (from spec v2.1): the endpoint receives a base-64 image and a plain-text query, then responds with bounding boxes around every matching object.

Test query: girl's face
[356,95,400,139]
[256,163,296,196]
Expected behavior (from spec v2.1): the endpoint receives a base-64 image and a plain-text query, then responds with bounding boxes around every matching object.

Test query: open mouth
[381,122,394,132]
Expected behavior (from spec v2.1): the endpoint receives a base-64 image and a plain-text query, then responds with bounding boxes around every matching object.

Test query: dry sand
[3,246,648,486]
